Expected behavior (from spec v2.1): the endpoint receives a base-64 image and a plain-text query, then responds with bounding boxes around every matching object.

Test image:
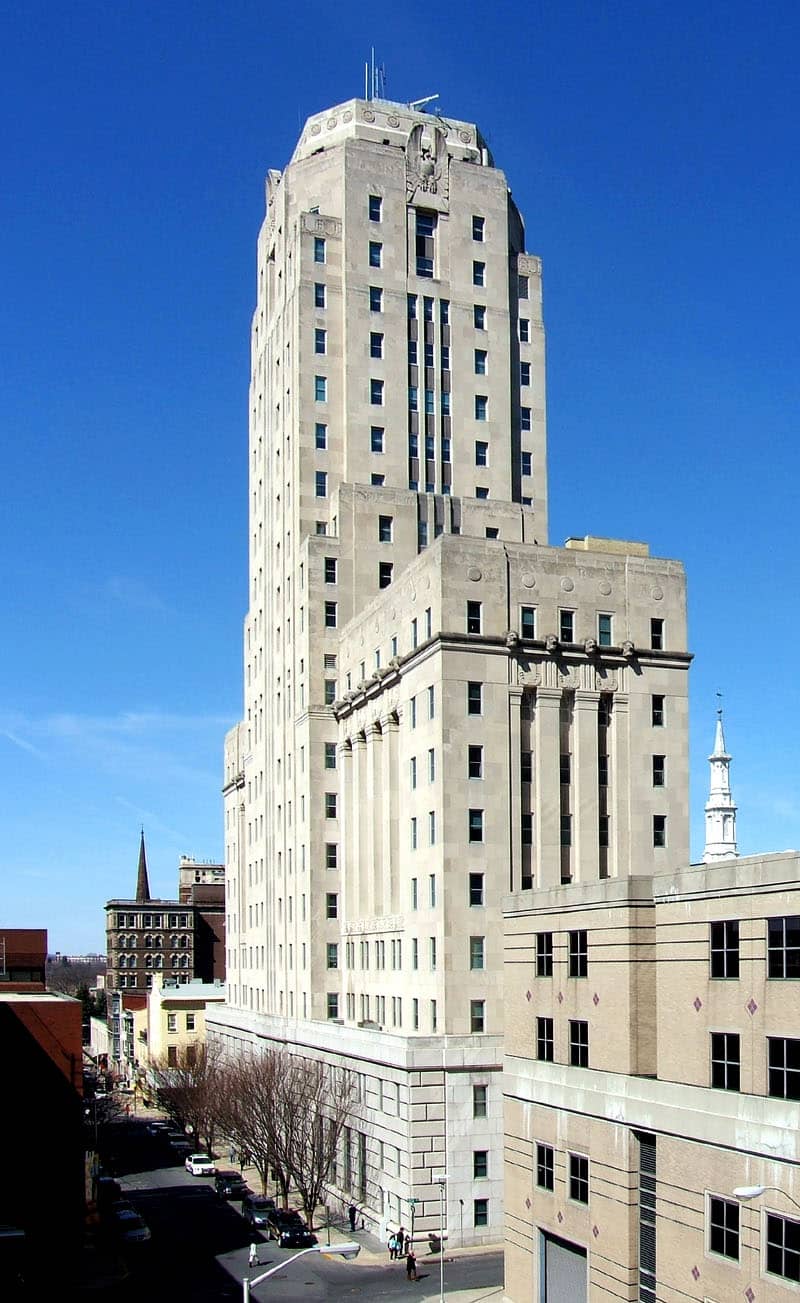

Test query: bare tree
[276,1058,355,1230]
[147,1041,225,1152]
[214,1047,292,1201]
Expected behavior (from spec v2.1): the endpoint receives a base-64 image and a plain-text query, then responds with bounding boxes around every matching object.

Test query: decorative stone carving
[406,122,450,206]
[505,630,520,648]
[342,110,353,123]
[362,108,376,123]
[467,566,482,582]
[310,122,321,136]
[326,117,337,130]
[651,586,664,601]
[545,634,559,653]
[458,129,472,144]
[584,637,597,655]
[622,640,635,659]
[594,671,619,692]
[387,114,401,128]
[599,581,612,596]
[561,577,575,592]
[521,572,536,588]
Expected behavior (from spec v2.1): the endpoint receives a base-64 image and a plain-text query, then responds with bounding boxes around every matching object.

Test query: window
[314,281,326,308]
[652,694,665,726]
[521,749,532,783]
[518,605,536,639]
[652,754,665,786]
[468,809,484,843]
[324,678,336,705]
[569,1154,589,1204]
[370,378,384,406]
[518,273,529,298]
[315,470,327,497]
[468,745,483,779]
[473,1150,488,1178]
[369,194,382,222]
[536,1144,554,1191]
[473,260,485,287]
[314,375,327,402]
[369,285,383,312]
[369,240,382,268]
[650,617,664,650]
[428,747,435,780]
[768,916,800,979]
[326,892,338,919]
[475,440,488,466]
[315,521,327,535]
[379,561,393,588]
[466,601,482,634]
[410,696,417,727]
[536,932,553,977]
[314,237,326,263]
[470,936,485,970]
[327,993,339,1019]
[766,1213,800,1283]
[378,514,393,542]
[472,214,485,241]
[768,1037,800,1099]
[408,385,418,412]
[560,609,575,642]
[560,814,572,847]
[167,1012,177,1032]
[568,930,588,978]
[520,361,531,386]
[325,842,337,869]
[325,792,337,818]
[475,395,488,421]
[521,451,532,477]
[427,685,435,719]
[469,872,484,906]
[415,209,436,278]
[473,1084,487,1117]
[408,338,418,365]
[410,816,418,850]
[430,937,437,969]
[470,999,485,1033]
[519,317,530,342]
[466,683,483,717]
[709,1196,739,1261]
[324,556,337,584]
[324,600,337,628]
[428,812,436,845]
[653,815,667,847]
[598,612,613,645]
[370,331,384,360]
[314,422,327,449]
[569,1020,589,1068]
[536,1016,554,1062]
[710,1032,740,1090]
[474,304,486,329]
[423,296,434,321]
[475,486,489,500]
[314,327,326,355]
[710,919,738,979]
[407,293,417,319]
[410,756,417,789]
[326,943,339,969]
[474,1198,488,1228]
[473,347,488,376]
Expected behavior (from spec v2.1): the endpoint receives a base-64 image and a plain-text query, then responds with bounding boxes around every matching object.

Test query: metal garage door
[542,1231,587,1301]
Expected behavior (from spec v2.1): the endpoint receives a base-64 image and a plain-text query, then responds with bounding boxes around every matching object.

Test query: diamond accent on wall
[557,1211,564,1224]
[592,1224,599,1238]
[593,992,600,1006]
[693,997,702,1011]
[526,990,532,1003]
[746,997,758,1016]
[525,1197,531,1210]
[558,992,564,1004]
[691,1266,700,1281]
[744,1287,755,1302]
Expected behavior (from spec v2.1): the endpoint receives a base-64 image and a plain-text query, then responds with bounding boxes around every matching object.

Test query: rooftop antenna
[408,94,440,112]
[365,48,386,101]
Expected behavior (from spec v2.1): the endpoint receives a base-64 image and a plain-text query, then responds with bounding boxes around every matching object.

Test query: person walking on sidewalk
[388,1232,398,1260]
[248,1243,259,1268]
[406,1250,417,1281]
[348,1203,357,1232]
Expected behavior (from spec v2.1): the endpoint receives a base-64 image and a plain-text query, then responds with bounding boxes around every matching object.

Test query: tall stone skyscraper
[210,97,691,1245]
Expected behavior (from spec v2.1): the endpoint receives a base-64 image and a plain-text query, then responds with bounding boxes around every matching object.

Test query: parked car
[214,1171,248,1199]
[147,1121,170,1136]
[111,1207,151,1243]
[270,1212,314,1248]
[166,1132,193,1154]
[241,1194,276,1228]
[185,1153,216,1176]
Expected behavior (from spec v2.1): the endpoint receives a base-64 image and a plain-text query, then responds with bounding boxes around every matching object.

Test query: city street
[101,1117,504,1301]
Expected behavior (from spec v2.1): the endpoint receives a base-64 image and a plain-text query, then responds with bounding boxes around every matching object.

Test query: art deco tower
[212,97,690,1245]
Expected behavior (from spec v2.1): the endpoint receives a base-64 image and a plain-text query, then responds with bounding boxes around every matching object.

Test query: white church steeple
[703,706,738,862]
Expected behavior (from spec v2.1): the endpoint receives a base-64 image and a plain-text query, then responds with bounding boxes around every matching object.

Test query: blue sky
[2,1,799,952]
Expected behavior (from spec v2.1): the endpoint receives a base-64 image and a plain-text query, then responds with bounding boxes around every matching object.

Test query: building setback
[209,95,691,1246]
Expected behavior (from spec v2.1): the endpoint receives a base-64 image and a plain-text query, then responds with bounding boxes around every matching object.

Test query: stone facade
[504,852,800,1300]
[210,95,690,1247]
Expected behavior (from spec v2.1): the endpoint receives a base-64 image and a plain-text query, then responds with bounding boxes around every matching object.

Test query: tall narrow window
[314,237,326,263]
[369,194,382,222]
[472,215,485,241]
[415,210,436,278]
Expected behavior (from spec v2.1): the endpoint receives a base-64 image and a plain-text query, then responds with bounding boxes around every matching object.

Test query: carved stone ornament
[584,637,598,655]
[594,671,618,692]
[545,634,559,653]
[406,122,450,206]
[599,581,612,596]
[622,640,635,659]
[363,108,376,123]
[467,566,482,582]
[521,572,536,589]
[561,577,575,592]
[651,586,664,601]
[505,630,520,648]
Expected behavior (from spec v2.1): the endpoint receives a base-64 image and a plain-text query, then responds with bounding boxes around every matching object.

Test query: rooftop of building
[289,96,492,169]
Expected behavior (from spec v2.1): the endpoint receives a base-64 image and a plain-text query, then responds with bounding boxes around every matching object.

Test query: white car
[185,1153,216,1176]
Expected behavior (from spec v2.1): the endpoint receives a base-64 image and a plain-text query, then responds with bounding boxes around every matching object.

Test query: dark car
[242,1194,277,1228]
[270,1211,314,1248]
[214,1171,248,1199]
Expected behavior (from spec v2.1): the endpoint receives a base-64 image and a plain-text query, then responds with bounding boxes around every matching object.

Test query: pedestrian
[388,1232,397,1260]
[406,1250,417,1281]
[404,1232,411,1255]
[248,1243,259,1268]
[398,1227,405,1254]
[348,1202,357,1232]
[229,1144,236,1164]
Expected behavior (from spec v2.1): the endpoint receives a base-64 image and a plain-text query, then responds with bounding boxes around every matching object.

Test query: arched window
[144,934,153,948]
[128,956,136,969]
[180,954,189,969]
[145,954,153,969]
[179,935,188,949]
[155,954,163,969]
[154,935,163,949]
[171,954,179,969]
[170,934,178,948]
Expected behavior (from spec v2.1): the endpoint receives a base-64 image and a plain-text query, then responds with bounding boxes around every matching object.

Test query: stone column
[572,691,600,884]
[366,720,383,917]
[533,686,562,888]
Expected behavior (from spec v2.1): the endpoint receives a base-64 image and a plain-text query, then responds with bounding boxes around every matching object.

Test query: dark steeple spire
[135,828,151,902]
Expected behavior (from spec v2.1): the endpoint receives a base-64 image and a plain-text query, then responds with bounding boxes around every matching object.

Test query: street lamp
[434,1174,448,1303]
[732,1186,800,1212]
[242,1241,360,1300]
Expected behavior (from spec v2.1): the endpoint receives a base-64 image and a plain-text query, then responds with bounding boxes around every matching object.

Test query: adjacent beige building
[504,845,800,1301]
[209,93,697,1248]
